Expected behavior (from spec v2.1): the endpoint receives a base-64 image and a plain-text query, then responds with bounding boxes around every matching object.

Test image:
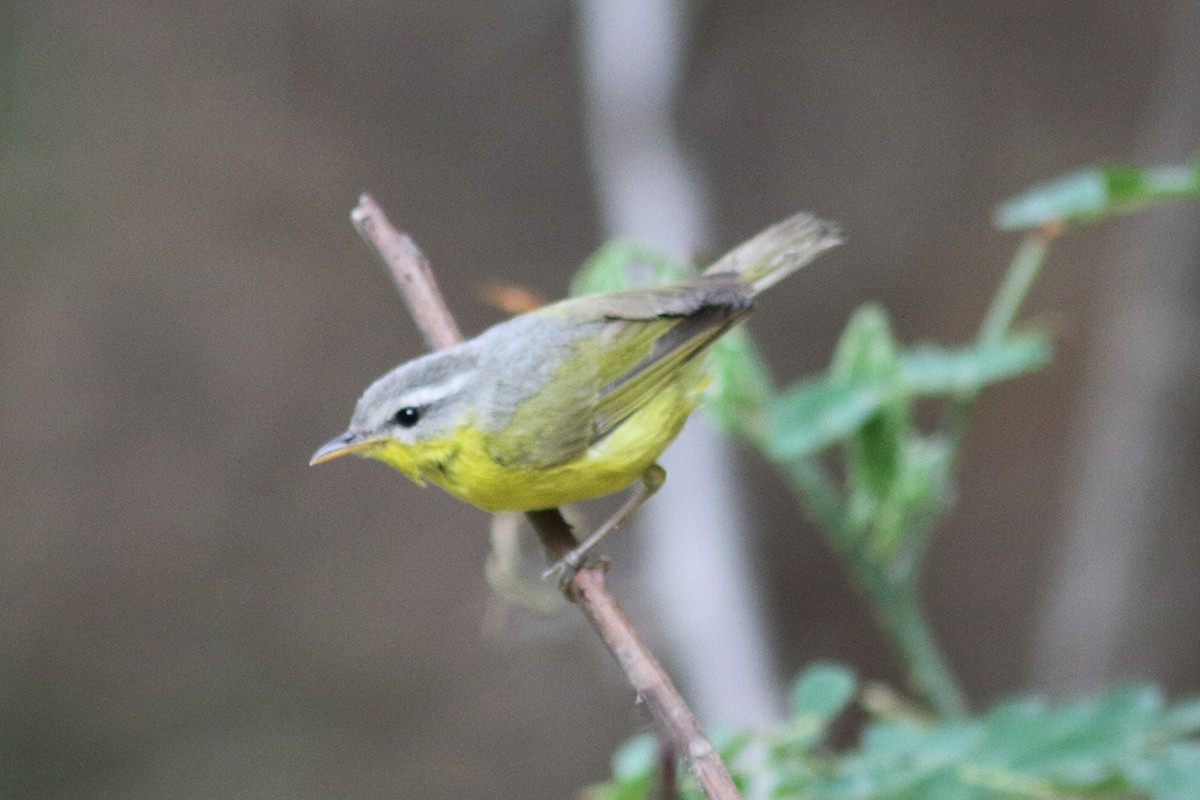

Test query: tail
[702,213,841,295]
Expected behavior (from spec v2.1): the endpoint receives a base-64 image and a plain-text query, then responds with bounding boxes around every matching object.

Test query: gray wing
[485,274,753,469]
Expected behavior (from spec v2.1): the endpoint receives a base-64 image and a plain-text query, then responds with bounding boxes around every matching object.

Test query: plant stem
[978,225,1057,346]
[750,373,968,714]
[780,457,848,540]
[935,225,1058,516]
[870,225,1057,714]
[780,456,967,717]
[867,579,966,719]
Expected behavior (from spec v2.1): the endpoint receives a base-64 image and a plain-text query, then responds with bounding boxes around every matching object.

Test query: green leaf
[764,336,1049,462]
[985,685,1163,787]
[774,305,906,476]
[1162,696,1200,738]
[765,377,886,460]
[594,674,1200,800]
[570,240,694,296]
[864,434,952,558]
[833,307,905,503]
[831,305,900,381]
[773,664,859,758]
[705,326,777,440]
[834,718,984,800]
[899,335,1051,396]
[995,163,1200,230]
[791,663,858,721]
[711,726,754,763]
[610,733,658,782]
[1141,743,1200,800]
[849,411,909,505]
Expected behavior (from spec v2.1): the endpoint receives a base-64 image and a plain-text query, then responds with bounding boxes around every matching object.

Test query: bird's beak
[309,430,380,465]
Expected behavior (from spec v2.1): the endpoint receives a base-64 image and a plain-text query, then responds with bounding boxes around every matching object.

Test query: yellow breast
[366,377,703,513]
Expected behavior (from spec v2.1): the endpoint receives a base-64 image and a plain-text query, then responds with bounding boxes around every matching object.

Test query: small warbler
[312,213,839,576]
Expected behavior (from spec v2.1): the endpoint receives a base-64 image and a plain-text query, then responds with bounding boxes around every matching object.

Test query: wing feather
[489,275,753,469]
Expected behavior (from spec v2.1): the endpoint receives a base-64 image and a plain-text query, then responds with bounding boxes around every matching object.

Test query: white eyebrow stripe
[400,372,473,408]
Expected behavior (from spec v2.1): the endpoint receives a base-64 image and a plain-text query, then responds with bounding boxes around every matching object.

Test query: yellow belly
[366,379,702,512]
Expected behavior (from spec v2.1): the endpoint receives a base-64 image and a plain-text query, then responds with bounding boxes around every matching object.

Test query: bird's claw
[542,553,609,595]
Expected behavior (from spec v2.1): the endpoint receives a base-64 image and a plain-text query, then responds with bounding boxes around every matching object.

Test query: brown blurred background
[3,2,1199,798]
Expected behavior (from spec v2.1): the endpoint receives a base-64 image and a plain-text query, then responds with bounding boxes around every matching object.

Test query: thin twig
[525,509,738,797]
[350,194,741,800]
[576,566,732,795]
[351,194,463,350]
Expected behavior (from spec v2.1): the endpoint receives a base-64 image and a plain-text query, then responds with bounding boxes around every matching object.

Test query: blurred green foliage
[995,158,1200,230]
[592,665,1200,800]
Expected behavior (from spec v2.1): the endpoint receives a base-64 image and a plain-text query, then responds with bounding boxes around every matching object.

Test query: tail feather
[702,213,841,295]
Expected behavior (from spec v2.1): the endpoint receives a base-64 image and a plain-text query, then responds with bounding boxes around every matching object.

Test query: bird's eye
[393,406,421,428]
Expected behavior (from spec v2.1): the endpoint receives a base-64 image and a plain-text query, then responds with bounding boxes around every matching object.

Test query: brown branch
[350,194,742,800]
[351,194,463,351]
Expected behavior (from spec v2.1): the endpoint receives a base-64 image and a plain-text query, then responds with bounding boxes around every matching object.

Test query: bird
[312,213,840,578]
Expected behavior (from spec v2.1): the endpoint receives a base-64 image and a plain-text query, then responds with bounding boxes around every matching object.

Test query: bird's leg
[543,464,667,590]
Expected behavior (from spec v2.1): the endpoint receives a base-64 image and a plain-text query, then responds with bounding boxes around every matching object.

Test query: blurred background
[3,1,1199,798]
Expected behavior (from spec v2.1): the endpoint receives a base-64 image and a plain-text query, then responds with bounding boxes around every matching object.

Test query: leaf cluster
[594,665,1200,800]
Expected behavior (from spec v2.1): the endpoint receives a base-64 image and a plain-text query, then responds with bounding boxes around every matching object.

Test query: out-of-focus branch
[350,194,742,800]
